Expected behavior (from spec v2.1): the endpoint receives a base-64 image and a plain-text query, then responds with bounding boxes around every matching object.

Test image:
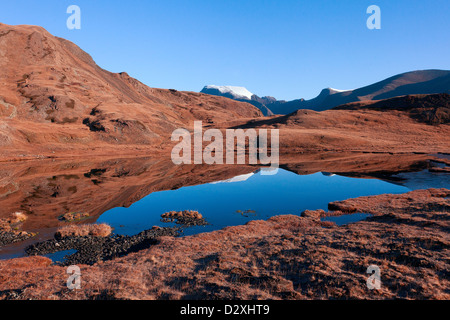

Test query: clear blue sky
[1,0,449,100]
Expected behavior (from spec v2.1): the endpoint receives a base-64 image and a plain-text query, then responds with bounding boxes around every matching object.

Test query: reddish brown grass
[55,223,112,238]
[162,210,203,219]
[0,212,28,232]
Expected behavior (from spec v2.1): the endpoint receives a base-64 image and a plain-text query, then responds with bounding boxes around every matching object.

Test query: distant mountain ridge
[202,85,254,100]
[201,85,275,116]
[201,69,450,115]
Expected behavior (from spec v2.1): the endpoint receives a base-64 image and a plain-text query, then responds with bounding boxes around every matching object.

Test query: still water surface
[97,168,432,236]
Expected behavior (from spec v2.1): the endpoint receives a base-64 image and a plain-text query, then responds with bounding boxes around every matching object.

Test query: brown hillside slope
[0,23,261,160]
[334,93,450,125]
[235,93,450,153]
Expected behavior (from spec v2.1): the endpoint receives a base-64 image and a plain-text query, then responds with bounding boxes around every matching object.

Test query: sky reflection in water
[98,169,416,236]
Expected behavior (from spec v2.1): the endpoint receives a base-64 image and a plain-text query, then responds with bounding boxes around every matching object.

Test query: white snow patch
[205,85,253,100]
[210,173,255,184]
[328,87,353,93]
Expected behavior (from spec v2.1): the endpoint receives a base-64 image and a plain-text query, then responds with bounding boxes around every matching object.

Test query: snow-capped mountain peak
[326,87,352,94]
[202,85,254,100]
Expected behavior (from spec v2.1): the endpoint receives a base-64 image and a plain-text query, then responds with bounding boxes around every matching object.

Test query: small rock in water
[301,209,326,219]
[161,210,208,227]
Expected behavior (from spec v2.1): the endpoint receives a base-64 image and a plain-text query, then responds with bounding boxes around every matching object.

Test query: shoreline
[0,148,449,164]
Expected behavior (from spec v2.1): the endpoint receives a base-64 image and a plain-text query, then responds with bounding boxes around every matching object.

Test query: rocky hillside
[0,23,262,159]
[233,93,450,154]
[334,93,450,125]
